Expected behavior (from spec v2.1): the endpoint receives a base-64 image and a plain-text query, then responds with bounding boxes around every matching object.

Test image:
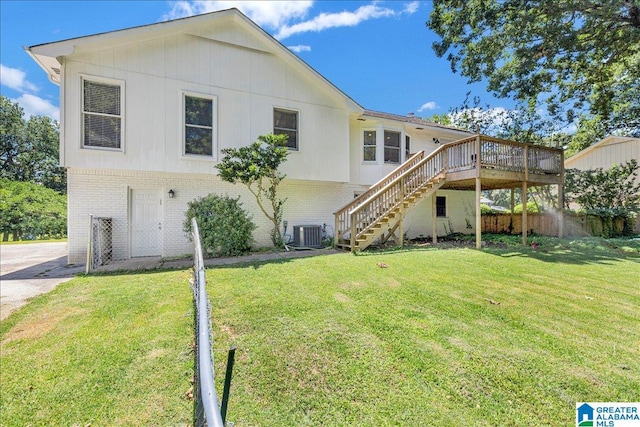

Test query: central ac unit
[293,225,322,248]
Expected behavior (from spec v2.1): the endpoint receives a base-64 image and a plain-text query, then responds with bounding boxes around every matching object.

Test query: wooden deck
[334,135,564,251]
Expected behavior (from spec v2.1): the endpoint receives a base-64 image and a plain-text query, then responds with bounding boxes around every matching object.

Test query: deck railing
[335,135,563,250]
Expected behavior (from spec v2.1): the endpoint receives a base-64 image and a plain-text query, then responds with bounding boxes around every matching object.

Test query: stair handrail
[348,149,448,249]
[334,150,425,215]
[350,146,446,217]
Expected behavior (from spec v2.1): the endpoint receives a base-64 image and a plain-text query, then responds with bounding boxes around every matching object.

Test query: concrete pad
[0,242,85,321]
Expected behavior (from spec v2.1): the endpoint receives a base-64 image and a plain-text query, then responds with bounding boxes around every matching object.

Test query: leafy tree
[427,1,640,135]
[183,194,256,257]
[427,93,565,146]
[0,178,67,241]
[217,134,289,247]
[0,95,65,193]
[564,160,640,212]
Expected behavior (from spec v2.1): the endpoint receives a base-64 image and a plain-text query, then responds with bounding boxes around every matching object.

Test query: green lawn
[1,238,639,426]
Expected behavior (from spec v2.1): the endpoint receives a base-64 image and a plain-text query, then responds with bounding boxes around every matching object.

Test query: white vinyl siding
[81,76,124,150]
[183,93,216,158]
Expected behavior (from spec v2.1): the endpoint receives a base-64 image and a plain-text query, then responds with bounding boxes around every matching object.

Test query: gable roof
[25,7,363,113]
[361,109,472,136]
[565,135,640,167]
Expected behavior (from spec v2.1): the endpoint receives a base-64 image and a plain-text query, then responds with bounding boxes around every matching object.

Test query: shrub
[184,194,256,257]
[513,201,541,214]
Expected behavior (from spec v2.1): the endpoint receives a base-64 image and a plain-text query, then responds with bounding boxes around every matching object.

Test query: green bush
[183,194,256,257]
[480,204,494,215]
[513,201,541,214]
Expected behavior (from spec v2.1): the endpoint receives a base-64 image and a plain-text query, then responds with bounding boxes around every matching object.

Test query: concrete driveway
[0,242,85,321]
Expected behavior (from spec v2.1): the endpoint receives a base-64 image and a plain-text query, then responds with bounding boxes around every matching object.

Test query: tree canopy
[427,1,640,135]
[0,95,65,193]
[0,178,67,241]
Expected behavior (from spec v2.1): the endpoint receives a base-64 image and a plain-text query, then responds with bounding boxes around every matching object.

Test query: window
[274,108,298,150]
[82,77,123,150]
[405,135,411,158]
[384,130,401,163]
[184,94,215,157]
[436,196,447,217]
[363,130,376,162]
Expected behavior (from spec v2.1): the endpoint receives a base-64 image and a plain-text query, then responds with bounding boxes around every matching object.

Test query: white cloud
[403,1,420,15]
[275,4,397,39]
[162,1,415,41]
[417,101,438,112]
[288,45,311,53]
[0,64,39,93]
[163,1,313,29]
[14,93,60,121]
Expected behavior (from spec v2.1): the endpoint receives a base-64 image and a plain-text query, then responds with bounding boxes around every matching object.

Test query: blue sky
[0,1,514,122]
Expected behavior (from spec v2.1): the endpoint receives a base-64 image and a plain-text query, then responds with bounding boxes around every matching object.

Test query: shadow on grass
[359,235,640,266]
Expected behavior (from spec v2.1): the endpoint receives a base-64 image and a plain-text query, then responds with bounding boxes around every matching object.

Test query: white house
[564,136,640,172]
[27,8,528,263]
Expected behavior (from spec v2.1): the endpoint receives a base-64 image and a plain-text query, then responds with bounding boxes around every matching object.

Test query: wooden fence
[481,213,628,237]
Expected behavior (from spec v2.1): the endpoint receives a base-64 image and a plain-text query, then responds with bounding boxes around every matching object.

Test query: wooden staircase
[334,147,447,251]
[334,134,565,252]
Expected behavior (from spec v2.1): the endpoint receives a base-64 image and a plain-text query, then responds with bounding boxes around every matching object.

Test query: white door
[130,189,162,257]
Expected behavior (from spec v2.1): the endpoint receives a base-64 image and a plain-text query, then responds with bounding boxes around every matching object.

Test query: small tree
[183,194,256,257]
[217,134,289,247]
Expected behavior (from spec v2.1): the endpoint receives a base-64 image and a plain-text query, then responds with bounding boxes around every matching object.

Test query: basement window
[436,196,447,217]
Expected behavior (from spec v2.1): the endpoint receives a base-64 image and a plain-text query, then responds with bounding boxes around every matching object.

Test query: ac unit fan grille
[293,225,322,248]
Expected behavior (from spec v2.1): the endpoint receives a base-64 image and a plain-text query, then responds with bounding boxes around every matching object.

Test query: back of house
[27,8,472,263]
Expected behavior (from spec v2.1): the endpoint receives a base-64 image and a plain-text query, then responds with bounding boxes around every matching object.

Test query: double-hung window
[184,93,216,157]
[363,130,376,162]
[384,130,401,163]
[82,77,124,150]
[273,108,298,150]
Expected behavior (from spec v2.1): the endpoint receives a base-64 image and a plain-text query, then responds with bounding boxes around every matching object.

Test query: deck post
[475,134,482,175]
[510,188,515,234]
[476,177,482,249]
[557,183,564,238]
[432,192,438,245]
[558,150,565,238]
[522,181,528,246]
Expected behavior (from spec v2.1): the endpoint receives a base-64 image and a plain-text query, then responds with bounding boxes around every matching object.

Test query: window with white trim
[363,130,376,162]
[405,135,411,158]
[82,77,124,150]
[384,130,401,163]
[274,108,298,150]
[184,93,216,157]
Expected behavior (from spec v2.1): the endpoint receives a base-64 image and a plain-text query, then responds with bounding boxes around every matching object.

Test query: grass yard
[1,237,639,426]
[0,270,195,426]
